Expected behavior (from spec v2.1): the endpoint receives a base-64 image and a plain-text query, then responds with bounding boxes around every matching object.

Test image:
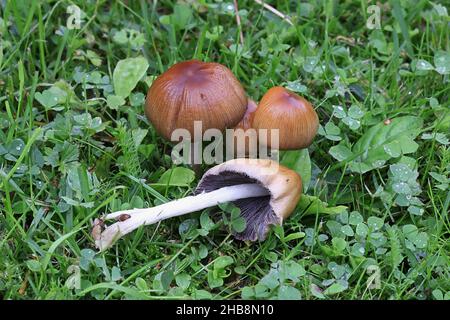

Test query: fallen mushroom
[252,86,319,150]
[93,158,302,251]
[145,60,248,171]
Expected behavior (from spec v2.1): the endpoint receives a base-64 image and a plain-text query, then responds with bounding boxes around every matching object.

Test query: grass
[0,0,449,300]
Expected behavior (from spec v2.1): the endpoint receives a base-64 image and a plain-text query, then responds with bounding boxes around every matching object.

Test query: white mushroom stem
[95,183,269,251]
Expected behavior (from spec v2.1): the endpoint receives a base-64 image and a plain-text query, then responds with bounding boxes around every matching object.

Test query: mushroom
[252,86,319,150]
[93,158,302,251]
[234,99,258,132]
[232,98,258,157]
[145,59,247,147]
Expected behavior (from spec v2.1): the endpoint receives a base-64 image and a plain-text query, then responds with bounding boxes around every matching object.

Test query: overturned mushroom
[93,158,302,251]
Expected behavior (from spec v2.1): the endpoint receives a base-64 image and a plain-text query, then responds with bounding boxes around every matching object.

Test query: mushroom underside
[195,171,279,241]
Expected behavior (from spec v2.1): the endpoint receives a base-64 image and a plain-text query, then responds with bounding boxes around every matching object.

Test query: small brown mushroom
[232,99,258,156]
[94,158,302,250]
[252,86,319,150]
[195,158,302,241]
[234,99,258,131]
[145,60,248,141]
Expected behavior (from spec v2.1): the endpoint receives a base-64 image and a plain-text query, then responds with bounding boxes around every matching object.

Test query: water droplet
[72,127,82,135]
[372,160,385,168]
[393,182,413,194]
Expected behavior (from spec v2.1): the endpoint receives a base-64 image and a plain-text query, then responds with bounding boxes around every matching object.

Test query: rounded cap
[252,86,319,150]
[145,60,247,141]
[195,158,302,241]
[232,99,258,156]
[234,99,258,131]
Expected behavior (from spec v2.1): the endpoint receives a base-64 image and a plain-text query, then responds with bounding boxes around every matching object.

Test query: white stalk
[95,183,269,251]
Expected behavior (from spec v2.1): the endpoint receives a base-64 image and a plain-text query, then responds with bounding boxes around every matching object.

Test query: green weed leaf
[113,57,149,98]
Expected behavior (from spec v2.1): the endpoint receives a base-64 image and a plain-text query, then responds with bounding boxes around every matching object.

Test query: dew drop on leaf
[392,182,412,194]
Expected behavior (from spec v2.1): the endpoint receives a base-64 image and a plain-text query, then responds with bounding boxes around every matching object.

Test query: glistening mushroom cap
[195,158,302,241]
[252,86,319,150]
[145,60,248,141]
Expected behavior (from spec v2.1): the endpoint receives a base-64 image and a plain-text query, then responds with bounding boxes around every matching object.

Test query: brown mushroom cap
[145,60,248,141]
[232,99,258,156]
[252,86,319,150]
[235,99,258,131]
[195,158,302,241]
